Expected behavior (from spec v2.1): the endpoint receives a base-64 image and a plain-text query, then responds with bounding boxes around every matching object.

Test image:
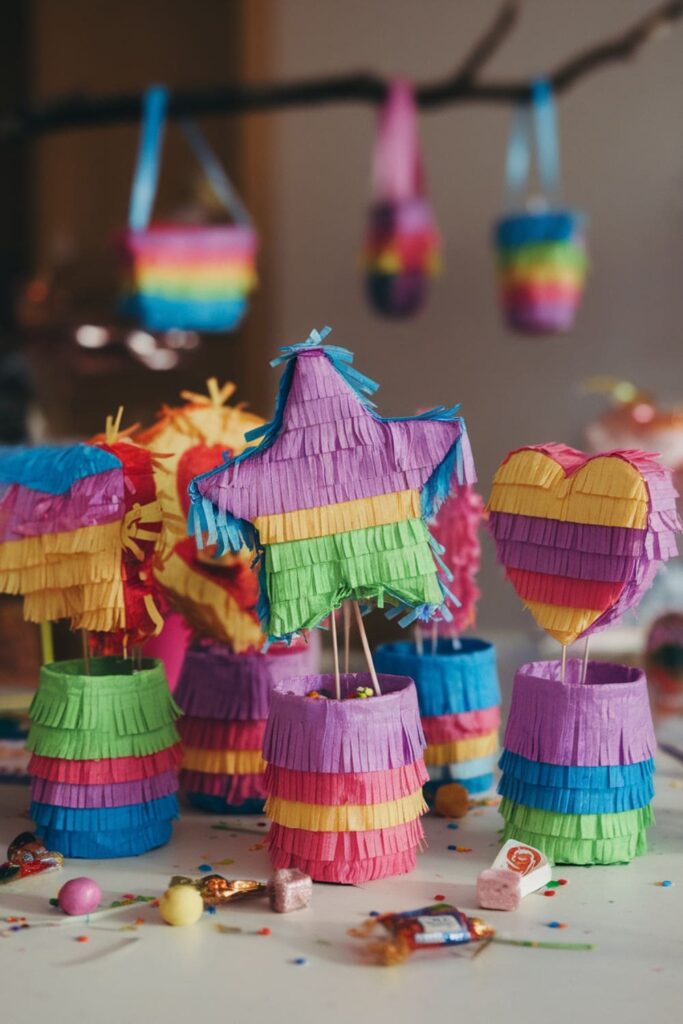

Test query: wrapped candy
[362,80,441,317]
[350,903,494,965]
[0,832,63,886]
[120,86,258,333]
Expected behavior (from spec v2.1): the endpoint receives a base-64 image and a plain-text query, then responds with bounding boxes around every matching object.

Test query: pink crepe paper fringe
[179,769,267,803]
[428,484,483,634]
[421,706,501,744]
[30,770,178,808]
[174,642,317,721]
[263,674,426,773]
[267,845,418,884]
[503,660,655,766]
[264,760,428,806]
[267,818,424,861]
[178,717,266,751]
[27,745,182,785]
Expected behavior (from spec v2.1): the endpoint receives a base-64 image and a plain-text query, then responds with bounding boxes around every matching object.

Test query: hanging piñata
[190,326,475,883]
[487,443,681,864]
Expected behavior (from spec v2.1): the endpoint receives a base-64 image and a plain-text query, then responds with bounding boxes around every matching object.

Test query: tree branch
[0,0,680,144]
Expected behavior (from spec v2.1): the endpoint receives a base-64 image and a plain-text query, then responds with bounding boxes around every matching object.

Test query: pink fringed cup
[263,673,428,884]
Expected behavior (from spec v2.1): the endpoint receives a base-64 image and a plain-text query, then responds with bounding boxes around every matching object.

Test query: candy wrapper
[168,874,266,907]
[477,839,551,910]
[120,86,258,333]
[0,832,63,886]
[350,903,494,965]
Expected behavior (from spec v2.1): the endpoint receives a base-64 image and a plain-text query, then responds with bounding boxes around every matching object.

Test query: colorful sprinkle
[456,846,472,853]
[293,957,307,965]
[76,935,89,943]
[447,845,457,851]
[198,864,212,872]
[547,921,568,929]
[122,893,135,900]
[258,927,271,936]
[368,911,380,918]
[557,879,568,886]
[434,894,445,902]
[543,890,556,897]
[545,880,560,888]
[657,880,674,887]
[447,823,459,830]
[206,906,217,915]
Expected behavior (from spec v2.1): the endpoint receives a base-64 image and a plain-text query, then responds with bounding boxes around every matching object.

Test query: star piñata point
[189,327,475,641]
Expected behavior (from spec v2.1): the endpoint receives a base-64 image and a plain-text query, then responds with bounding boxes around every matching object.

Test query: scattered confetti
[213,858,236,867]
[545,881,560,889]
[293,957,307,965]
[76,935,89,943]
[135,917,145,925]
[543,891,556,898]
[447,845,457,851]
[205,906,217,915]
[447,823,459,830]
[558,879,568,886]
[315,939,332,946]
[258,927,271,936]
[122,893,135,901]
[198,864,212,873]
[215,924,243,935]
[248,842,267,852]
[547,922,568,929]
[455,846,472,853]
[434,895,445,902]
[656,880,674,887]
[368,911,380,917]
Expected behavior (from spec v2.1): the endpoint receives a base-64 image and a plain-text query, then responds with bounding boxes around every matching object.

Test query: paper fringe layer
[264,791,426,832]
[264,761,428,806]
[267,817,424,861]
[263,674,425,774]
[30,793,179,832]
[28,745,183,785]
[498,774,654,814]
[503,660,656,766]
[498,749,655,790]
[424,730,498,766]
[267,844,418,884]
[31,769,178,809]
[26,721,181,762]
[421,705,501,744]
[37,821,173,859]
[179,770,267,804]
[178,717,266,751]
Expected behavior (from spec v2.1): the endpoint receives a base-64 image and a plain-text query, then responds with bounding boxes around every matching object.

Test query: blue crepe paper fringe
[30,794,179,832]
[0,443,120,495]
[494,209,585,247]
[427,754,497,782]
[121,294,248,333]
[38,821,173,859]
[498,773,654,814]
[498,750,655,790]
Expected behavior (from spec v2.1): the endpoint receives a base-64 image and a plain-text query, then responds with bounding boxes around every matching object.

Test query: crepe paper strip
[498,750,655,790]
[28,744,182,785]
[497,239,586,269]
[503,661,655,766]
[0,469,124,543]
[38,821,173,860]
[425,755,496,782]
[254,490,422,546]
[424,730,498,767]
[491,536,645,583]
[374,638,500,717]
[499,799,653,840]
[263,674,425,774]
[426,484,483,635]
[182,747,265,775]
[496,211,584,248]
[264,761,428,807]
[190,330,474,641]
[264,791,427,832]
[0,443,120,495]
[268,817,424,861]
[31,769,179,809]
[451,773,495,795]
[421,706,501,745]
[178,717,266,751]
[498,774,654,815]
[31,793,179,831]
[26,720,181,762]
[29,658,181,735]
[186,794,266,815]
[268,844,418,884]
[174,642,318,721]
[179,770,267,804]
[505,569,624,611]
[499,823,648,866]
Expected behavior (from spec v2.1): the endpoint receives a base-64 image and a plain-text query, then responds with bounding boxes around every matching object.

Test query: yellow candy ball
[159,885,204,927]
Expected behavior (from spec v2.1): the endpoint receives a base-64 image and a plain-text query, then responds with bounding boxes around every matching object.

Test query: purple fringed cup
[176,639,320,813]
[263,673,427,884]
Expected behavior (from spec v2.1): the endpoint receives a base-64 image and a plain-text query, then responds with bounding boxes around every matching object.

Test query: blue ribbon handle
[128,84,253,231]
[505,77,561,208]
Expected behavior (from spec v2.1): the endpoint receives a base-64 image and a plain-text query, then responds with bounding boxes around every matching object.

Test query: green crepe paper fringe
[499,797,653,839]
[30,659,181,736]
[26,721,180,761]
[496,242,587,272]
[266,520,444,637]
[500,823,649,866]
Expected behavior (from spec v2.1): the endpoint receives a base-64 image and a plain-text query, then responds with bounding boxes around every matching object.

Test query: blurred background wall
[2,0,682,653]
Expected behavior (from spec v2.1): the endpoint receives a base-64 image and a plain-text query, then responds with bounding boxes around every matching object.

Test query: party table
[0,749,681,1024]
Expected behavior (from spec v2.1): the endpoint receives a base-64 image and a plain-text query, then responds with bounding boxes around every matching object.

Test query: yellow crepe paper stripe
[253,489,421,545]
[425,730,498,767]
[156,550,263,652]
[0,521,121,574]
[182,747,265,775]
[488,451,648,529]
[524,600,606,646]
[264,790,427,832]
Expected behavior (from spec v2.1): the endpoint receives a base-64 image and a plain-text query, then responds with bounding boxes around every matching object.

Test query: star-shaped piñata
[190,327,475,641]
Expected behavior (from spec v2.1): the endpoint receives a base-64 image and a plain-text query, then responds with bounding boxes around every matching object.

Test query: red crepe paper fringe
[264,761,428,807]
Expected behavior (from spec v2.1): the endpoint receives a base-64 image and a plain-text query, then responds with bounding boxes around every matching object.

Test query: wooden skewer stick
[353,601,381,695]
[580,637,591,685]
[39,621,54,665]
[81,630,91,675]
[343,600,351,675]
[414,625,424,657]
[560,644,567,685]
[330,609,341,701]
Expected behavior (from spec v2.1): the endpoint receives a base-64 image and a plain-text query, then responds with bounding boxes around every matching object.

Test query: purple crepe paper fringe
[263,674,426,773]
[31,769,178,808]
[174,642,318,721]
[503,660,656,766]
[0,467,124,542]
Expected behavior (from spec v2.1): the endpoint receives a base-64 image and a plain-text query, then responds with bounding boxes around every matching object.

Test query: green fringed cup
[27,657,181,858]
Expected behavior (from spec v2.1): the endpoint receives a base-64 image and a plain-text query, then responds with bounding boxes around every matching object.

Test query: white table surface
[1,752,682,1024]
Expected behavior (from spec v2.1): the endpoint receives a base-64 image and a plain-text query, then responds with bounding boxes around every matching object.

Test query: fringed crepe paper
[487,444,681,646]
[375,639,501,795]
[494,80,587,334]
[263,674,427,884]
[427,484,483,636]
[190,326,474,643]
[26,658,180,859]
[497,660,656,865]
[136,379,265,650]
[362,80,441,317]
[175,639,319,814]
[120,86,258,333]
[487,442,679,864]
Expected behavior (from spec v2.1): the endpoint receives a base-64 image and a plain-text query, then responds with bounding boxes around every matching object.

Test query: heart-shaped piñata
[487,444,681,646]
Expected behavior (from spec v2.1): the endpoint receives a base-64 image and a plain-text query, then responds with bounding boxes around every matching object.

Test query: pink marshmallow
[476,868,521,911]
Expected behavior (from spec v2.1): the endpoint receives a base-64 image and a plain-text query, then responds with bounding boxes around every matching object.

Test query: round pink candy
[58,877,102,916]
